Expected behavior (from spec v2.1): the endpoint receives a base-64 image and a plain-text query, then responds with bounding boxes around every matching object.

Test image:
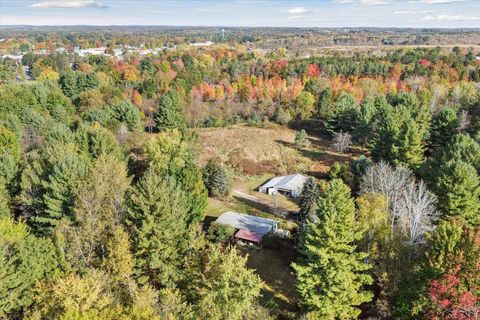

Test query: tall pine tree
[433,160,480,227]
[155,91,186,131]
[429,107,459,149]
[293,179,372,319]
[298,177,321,219]
[126,169,190,288]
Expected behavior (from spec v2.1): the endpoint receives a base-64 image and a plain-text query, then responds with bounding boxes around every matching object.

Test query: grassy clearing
[239,240,299,314]
[195,124,361,178]
[194,124,314,175]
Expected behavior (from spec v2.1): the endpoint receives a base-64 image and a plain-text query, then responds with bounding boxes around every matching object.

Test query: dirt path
[232,189,287,216]
[232,189,264,202]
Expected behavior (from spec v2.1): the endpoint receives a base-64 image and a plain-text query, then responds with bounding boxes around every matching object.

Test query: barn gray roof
[259,173,307,192]
[215,211,278,235]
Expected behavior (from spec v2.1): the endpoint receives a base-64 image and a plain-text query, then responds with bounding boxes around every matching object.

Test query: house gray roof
[215,211,278,235]
[259,173,307,192]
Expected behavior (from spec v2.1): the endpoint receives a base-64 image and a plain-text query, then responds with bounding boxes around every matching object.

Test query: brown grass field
[194,123,362,178]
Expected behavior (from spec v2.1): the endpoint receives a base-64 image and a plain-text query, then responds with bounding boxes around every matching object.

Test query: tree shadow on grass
[275,139,353,165]
[240,242,300,314]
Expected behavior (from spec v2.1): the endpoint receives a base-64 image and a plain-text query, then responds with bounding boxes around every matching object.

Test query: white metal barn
[258,173,308,198]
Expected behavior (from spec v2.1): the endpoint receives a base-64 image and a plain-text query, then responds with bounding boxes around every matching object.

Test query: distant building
[258,173,308,198]
[476,54,480,61]
[418,59,432,67]
[215,211,278,245]
[1,54,23,61]
[191,41,213,47]
[75,47,107,57]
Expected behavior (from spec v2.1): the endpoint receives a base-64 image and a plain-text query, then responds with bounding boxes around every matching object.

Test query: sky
[1,0,479,28]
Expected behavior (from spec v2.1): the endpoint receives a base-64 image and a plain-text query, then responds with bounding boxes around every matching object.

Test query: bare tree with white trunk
[360,161,439,244]
[459,109,471,132]
[394,180,439,245]
[332,131,352,154]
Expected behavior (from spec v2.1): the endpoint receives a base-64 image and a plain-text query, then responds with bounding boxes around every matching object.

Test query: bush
[295,129,311,148]
[206,222,235,243]
[329,161,355,188]
[204,117,223,128]
[274,107,292,125]
[247,114,262,126]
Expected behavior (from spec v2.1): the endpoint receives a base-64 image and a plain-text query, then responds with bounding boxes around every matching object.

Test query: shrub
[295,129,311,148]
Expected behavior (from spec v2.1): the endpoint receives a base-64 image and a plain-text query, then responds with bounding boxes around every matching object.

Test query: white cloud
[334,0,389,5]
[361,0,389,5]
[395,10,418,15]
[286,7,308,14]
[422,14,480,21]
[409,0,464,4]
[31,1,108,9]
[395,9,434,15]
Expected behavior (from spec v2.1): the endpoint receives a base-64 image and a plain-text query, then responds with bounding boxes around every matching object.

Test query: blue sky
[1,0,479,28]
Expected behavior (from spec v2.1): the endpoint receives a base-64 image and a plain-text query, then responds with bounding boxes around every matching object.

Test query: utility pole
[272,187,278,215]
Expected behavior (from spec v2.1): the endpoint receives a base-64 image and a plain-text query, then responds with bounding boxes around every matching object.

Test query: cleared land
[195,124,361,177]
[196,124,363,315]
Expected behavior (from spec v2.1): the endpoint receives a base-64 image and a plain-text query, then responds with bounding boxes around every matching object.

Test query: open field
[195,124,363,178]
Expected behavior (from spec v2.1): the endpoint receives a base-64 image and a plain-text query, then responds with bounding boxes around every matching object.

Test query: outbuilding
[215,211,278,245]
[258,173,307,198]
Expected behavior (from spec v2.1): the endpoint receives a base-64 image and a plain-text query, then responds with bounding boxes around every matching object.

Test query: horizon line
[1,24,480,30]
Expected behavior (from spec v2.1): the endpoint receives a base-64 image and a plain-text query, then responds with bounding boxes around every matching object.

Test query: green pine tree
[293,179,373,319]
[0,125,20,191]
[202,160,230,198]
[298,177,321,219]
[353,98,376,146]
[433,160,480,226]
[155,91,186,131]
[372,104,426,169]
[194,244,263,320]
[126,169,190,288]
[397,118,425,169]
[0,217,60,317]
[36,152,90,234]
[429,107,459,149]
[0,184,10,218]
[422,134,480,183]
[145,130,207,224]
